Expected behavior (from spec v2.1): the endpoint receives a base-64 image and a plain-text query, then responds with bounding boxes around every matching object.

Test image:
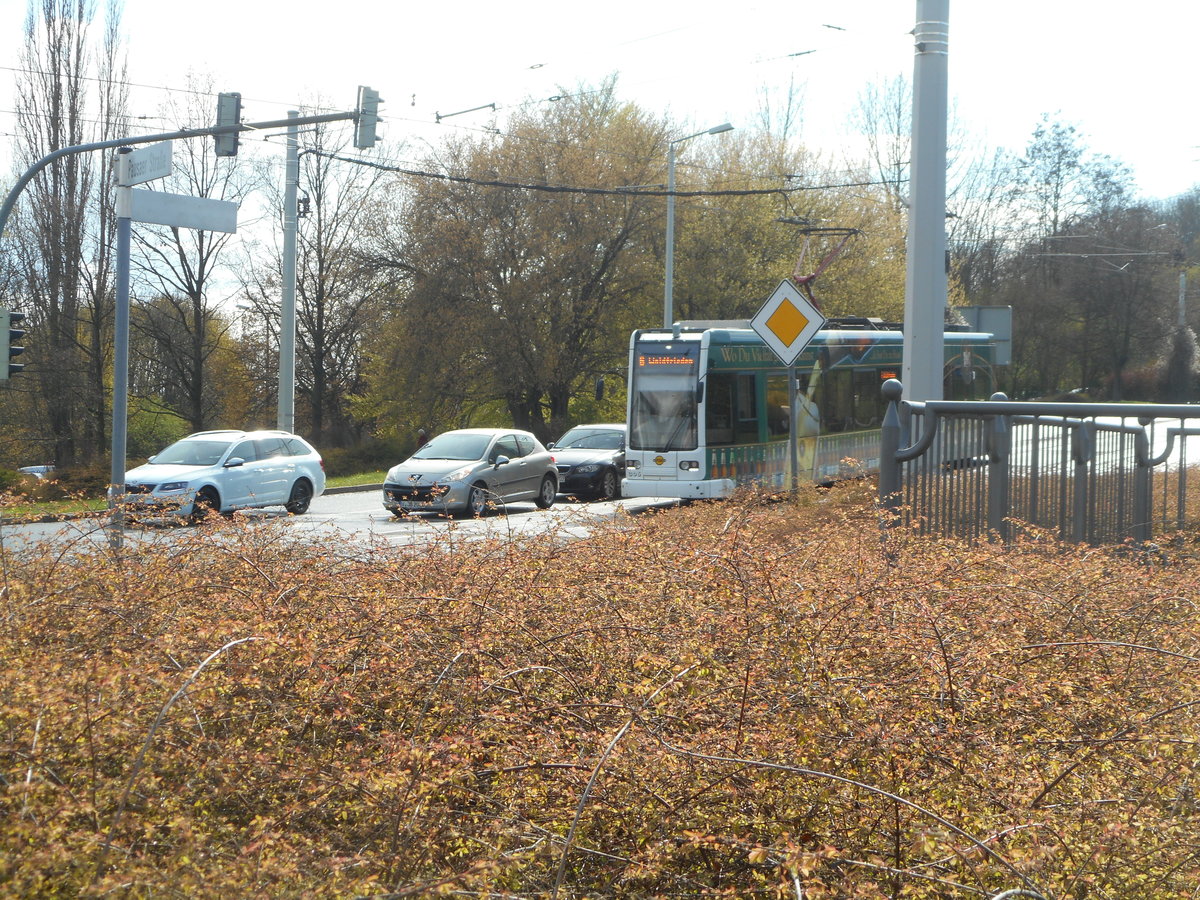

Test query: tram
[621,318,999,499]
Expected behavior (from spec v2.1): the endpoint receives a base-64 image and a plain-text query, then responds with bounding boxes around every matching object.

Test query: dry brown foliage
[1,486,1198,898]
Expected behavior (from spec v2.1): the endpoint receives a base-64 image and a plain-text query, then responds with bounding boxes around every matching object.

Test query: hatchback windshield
[557,429,623,451]
[152,439,232,467]
[412,433,491,461]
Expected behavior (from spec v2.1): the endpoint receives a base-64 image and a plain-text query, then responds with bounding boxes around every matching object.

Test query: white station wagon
[123,429,326,520]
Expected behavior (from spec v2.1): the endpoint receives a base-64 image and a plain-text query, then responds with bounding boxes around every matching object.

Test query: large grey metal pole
[901,0,949,402]
[278,111,298,433]
[108,148,133,549]
[664,142,678,328]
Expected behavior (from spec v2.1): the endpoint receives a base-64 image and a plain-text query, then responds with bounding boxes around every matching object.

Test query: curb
[1,483,384,526]
[324,483,382,495]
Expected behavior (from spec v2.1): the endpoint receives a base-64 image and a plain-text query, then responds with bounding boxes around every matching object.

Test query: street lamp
[664,122,733,328]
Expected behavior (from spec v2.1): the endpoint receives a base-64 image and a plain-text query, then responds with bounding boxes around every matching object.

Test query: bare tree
[239,111,394,446]
[129,75,259,432]
[11,0,128,465]
[849,75,911,215]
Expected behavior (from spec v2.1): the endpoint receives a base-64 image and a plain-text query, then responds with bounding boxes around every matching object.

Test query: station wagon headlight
[159,481,189,492]
[575,464,600,474]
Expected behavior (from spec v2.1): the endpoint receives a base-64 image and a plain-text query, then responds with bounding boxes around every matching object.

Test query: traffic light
[354,86,381,150]
[0,310,25,380]
[214,91,243,157]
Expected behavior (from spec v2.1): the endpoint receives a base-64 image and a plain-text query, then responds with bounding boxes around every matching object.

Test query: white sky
[2,0,1198,199]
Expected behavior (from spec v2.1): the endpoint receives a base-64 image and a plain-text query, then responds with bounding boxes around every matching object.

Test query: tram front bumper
[621,476,735,500]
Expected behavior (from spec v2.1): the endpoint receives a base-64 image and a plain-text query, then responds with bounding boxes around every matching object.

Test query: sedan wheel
[285,479,313,514]
[596,468,619,502]
[535,475,556,509]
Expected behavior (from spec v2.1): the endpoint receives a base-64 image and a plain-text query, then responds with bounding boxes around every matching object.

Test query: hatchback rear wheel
[535,475,556,509]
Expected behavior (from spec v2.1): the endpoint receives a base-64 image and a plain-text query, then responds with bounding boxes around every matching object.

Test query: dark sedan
[549,423,625,501]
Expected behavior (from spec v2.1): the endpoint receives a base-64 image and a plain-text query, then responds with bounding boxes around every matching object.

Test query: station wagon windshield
[412,433,492,461]
[152,440,231,467]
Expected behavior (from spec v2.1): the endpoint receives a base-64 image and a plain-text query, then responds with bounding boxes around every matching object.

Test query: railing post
[986,394,1011,541]
[1071,421,1094,544]
[879,379,904,525]
[1133,418,1152,542]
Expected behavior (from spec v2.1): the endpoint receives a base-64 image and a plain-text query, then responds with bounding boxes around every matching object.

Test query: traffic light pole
[278,112,299,433]
[109,148,133,549]
[0,112,359,244]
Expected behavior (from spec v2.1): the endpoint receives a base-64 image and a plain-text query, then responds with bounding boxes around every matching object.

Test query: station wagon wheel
[595,468,619,502]
[285,478,313,514]
[535,474,556,509]
[191,486,220,523]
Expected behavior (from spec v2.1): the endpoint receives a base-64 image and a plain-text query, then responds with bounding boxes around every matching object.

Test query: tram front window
[630,381,698,451]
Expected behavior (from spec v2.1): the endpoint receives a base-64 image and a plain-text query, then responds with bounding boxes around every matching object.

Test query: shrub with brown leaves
[1,488,1197,898]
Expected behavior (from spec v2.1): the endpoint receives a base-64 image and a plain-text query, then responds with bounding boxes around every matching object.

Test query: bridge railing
[878,379,1200,545]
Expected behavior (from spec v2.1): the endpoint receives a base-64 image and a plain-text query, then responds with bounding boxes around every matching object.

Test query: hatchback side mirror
[493,455,510,468]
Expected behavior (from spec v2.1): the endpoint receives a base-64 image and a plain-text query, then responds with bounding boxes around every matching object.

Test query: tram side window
[735,373,758,443]
[706,373,760,446]
[706,375,735,445]
[819,370,853,433]
[766,374,788,440]
[944,357,992,400]
[852,369,887,428]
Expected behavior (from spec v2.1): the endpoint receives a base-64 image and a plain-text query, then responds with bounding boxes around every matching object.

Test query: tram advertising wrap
[622,320,999,500]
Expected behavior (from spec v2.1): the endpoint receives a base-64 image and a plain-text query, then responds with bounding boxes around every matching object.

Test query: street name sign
[125,142,173,186]
[131,190,238,234]
[750,278,826,366]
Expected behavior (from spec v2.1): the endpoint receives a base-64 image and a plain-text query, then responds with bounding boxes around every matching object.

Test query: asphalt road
[0,486,680,553]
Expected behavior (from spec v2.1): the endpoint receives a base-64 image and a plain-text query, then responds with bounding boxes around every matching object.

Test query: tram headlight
[625,459,639,470]
[679,460,700,471]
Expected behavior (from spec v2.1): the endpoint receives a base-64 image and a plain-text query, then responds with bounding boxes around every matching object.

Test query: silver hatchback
[382,428,558,517]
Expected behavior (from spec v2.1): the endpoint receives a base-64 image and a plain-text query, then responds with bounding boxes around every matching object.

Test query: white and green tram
[621,319,999,500]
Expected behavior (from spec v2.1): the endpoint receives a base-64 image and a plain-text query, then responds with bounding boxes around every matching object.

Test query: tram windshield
[629,342,700,451]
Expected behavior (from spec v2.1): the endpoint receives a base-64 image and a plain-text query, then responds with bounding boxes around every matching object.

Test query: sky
[2,0,1198,200]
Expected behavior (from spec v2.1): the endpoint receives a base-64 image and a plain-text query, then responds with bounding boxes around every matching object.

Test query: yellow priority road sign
[750,279,826,366]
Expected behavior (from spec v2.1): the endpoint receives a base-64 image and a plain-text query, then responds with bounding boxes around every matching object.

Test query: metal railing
[878,379,1200,544]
